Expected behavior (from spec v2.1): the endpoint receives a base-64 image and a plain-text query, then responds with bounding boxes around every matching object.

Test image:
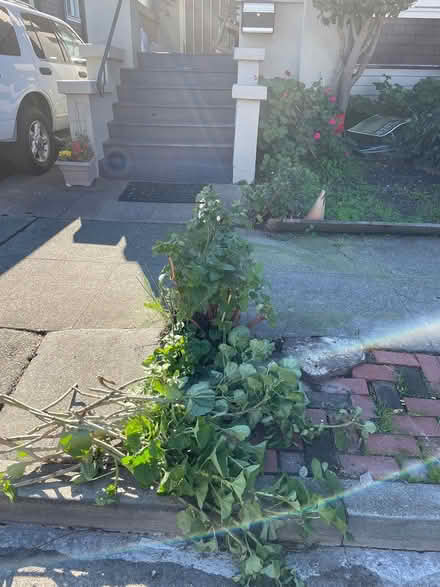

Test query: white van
[0,0,86,174]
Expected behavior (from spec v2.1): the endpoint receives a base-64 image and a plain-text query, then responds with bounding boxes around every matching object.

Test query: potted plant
[56,135,98,187]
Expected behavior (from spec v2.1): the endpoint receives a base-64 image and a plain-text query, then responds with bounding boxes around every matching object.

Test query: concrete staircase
[102,54,236,184]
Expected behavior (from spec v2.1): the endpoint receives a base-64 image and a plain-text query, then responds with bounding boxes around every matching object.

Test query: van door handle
[39,67,52,75]
[78,71,87,78]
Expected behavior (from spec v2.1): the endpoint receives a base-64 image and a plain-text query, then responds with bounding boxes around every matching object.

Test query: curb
[1,468,439,551]
[265,219,440,236]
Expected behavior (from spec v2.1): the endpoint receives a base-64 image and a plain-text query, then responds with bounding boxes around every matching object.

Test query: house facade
[59,0,440,187]
[22,0,87,39]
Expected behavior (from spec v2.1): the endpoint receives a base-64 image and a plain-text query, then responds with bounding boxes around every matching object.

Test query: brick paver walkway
[266,350,440,482]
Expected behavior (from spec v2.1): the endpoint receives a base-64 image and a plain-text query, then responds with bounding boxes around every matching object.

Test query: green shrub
[242,159,322,223]
[153,186,275,334]
[258,78,349,179]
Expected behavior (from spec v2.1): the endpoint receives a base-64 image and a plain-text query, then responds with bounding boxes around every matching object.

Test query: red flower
[324,88,332,95]
[282,91,289,98]
[329,96,337,103]
[313,131,321,141]
[328,118,337,125]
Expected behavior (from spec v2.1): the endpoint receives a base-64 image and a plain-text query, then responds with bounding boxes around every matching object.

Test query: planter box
[265,218,440,236]
[56,157,98,187]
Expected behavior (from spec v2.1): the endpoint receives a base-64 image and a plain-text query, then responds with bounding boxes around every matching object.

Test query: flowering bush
[242,158,322,223]
[58,135,94,162]
[258,77,350,179]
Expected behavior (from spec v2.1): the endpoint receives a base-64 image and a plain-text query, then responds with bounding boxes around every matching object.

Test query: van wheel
[14,107,57,175]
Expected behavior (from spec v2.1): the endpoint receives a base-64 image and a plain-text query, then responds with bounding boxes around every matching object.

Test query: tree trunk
[336,17,386,113]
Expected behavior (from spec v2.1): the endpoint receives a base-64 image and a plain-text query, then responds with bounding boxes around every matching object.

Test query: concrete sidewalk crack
[0,216,38,247]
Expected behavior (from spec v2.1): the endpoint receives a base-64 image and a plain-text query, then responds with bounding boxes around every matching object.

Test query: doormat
[119,182,204,204]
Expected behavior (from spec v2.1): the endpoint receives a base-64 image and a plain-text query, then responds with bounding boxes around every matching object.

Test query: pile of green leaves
[122,326,350,586]
[153,186,275,333]
[258,78,350,179]
[241,159,322,224]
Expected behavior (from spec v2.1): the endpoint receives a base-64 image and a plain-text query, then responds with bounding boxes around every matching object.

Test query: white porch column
[232,48,267,184]
[58,46,125,163]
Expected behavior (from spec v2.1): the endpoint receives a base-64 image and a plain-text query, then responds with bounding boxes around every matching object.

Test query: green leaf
[0,478,16,502]
[241,500,263,526]
[80,461,98,482]
[210,446,226,477]
[248,408,263,429]
[176,509,193,536]
[194,418,212,450]
[16,451,31,461]
[278,368,298,386]
[239,363,257,378]
[225,362,239,380]
[262,560,281,580]
[195,480,209,510]
[334,429,347,451]
[59,429,92,458]
[244,554,263,576]
[363,420,377,435]
[311,458,323,480]
[121,445,161,488]
[215,399,229,414]
[226,425,251,442]
[232,471,247,502]
[220,492,234,521]
[228,326,251,350]
[319,506,336,526]
[247,376,263,392]
[186,383,216,417]
[324,470,343,494]
[6,463,25,481]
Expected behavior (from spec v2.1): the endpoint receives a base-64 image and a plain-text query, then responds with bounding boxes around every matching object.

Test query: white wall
[352,67,440,97]
[298,0,342,87]
[83,0,138,68]
[239,1,304,79]
[238,0,342,86]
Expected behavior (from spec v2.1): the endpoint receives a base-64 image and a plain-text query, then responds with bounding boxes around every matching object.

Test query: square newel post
[79,45,125,92]
[232,48,267,184]
[58,46,125,164]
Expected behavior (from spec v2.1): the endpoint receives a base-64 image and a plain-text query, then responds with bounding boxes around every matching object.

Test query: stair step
[121,69,236,89]
[113,103,236,124]
[117,86,234,106]
[108,122,235,144]
[138,53,237,73]
[102,141,233,183]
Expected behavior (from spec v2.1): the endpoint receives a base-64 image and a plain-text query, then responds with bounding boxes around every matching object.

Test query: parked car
[0,0,86,174]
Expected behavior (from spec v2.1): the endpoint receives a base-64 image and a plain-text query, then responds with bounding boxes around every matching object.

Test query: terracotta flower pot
[305,190,326,221]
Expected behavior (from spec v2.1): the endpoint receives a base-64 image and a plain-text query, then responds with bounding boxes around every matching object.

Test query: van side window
[21,13,66,62]
[0,7,21,56]
[54,22,82,61]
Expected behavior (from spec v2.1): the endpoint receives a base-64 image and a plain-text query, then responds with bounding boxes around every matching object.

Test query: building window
[65,0,81,22]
